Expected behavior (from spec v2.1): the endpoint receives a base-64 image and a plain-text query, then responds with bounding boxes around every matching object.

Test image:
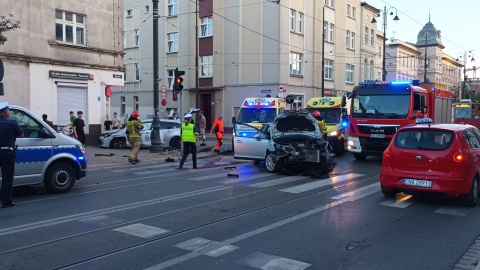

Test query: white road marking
[174,237,239,257]
[279,173,364,194]
[78,215,125,226]
[247,175,310,188]
[236,252,311,270]
[331,180,380,200]
[380,193,416,208]
[114,223,170,238]
[142,184,380,270]
[221,172,273,184]
[434,205,471,217]
[205,245,239,257]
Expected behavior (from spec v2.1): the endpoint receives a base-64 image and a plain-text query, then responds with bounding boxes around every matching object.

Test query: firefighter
[312,110,327,138]
[126,111,143,164]
[210,114,224,152]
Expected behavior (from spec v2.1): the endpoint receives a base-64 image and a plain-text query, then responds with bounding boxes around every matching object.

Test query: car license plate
[402,178,432,188]
[370,134,385,138]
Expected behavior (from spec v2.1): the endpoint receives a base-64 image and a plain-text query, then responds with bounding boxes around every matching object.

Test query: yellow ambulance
[305,97,349,156]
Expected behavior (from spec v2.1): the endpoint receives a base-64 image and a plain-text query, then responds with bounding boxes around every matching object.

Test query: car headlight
[329,131,338,136]
[76,144,85,154]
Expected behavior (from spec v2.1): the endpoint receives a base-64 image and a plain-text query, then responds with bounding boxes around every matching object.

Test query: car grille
[303,149,320,163]
[357,124,399,135]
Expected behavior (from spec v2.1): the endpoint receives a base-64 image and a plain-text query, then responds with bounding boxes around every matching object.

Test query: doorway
[201,94,213,130]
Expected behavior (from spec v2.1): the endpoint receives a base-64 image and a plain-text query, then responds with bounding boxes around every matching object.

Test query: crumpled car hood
[272,110,321,140]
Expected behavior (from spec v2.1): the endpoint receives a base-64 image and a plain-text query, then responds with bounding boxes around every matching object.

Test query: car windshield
[305,108,341,124]
[394,130,454,150]
[237,108,277,123]
[352,94,410,119]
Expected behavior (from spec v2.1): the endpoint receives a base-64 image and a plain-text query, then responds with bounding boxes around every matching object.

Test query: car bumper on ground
[98,137,111,148]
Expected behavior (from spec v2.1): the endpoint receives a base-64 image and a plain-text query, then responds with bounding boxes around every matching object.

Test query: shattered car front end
[266,110,336,177]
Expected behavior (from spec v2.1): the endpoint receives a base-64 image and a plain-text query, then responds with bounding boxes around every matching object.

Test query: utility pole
[150,0,162,152]
[382,6,387,81]
[195,0,199,123]
[424,33,428,82]
[321,6,325,97]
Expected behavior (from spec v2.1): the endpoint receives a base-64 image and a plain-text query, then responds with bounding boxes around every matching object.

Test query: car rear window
[394,130,454,150]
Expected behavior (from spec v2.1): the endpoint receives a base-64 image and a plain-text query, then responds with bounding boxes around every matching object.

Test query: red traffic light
[175,77,183,84]
[105,87,112,97]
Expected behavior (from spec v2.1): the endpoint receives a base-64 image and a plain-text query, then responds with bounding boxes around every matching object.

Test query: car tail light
[384,148,391,158]
[453,153,464,163]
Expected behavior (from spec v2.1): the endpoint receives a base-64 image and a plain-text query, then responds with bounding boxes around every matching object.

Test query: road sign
[261,89,271,93]
[285,95,295,104]
[279,84,285,92]
[161,92,167,99]
[161,85,167,93]
[161,99,167,106]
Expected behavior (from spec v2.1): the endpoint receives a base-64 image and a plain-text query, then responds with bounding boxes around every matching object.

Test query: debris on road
[224,166,237,170]
[165,157,175,162]
[94,153,115,157]
[227,173,239,177]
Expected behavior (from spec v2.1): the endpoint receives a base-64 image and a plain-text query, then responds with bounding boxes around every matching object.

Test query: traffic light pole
[150,0,162,153]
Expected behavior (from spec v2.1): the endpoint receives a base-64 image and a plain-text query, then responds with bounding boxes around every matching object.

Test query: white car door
[233,123,269,160]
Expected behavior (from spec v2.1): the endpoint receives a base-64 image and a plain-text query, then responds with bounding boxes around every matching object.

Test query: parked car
[98,119,181,149]
[380,118,480,206]
[233,110,336,177]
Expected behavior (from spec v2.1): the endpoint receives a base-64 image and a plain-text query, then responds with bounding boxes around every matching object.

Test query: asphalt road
[1,153,480,270]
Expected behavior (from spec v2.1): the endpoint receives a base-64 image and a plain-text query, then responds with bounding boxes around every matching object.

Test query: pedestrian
[178,113,198,170]
[112,112,121,129]
[0,101,24,208]
[42,114,55,129]
[199,110,207,146]
[126,111,143,164]
[210,114,224,152]
[122,113,128,128]
[72,111,86,145]
[68,111,77,126]
[104,114,112,131]
[169,113,178,120]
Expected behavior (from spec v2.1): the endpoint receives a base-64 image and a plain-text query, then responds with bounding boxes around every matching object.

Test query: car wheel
[265,153,281,173]
[169,136,182,149]
[44,162,76,193]
[353,153,367,161]
[461,176,479,207]
[381,184,396,198]
[335,139,344,157]
[111,137,126,149]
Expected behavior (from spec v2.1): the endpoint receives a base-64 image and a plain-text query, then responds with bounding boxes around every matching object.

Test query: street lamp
[456,51,475,99]
[371,6,399,81]
[150,0,162,153]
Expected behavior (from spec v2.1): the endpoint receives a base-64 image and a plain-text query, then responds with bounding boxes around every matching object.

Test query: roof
[415,21,444,48]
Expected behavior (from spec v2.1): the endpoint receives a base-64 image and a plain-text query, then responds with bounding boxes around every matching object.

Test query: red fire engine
[347,80,453,160]
[453,99,480,129]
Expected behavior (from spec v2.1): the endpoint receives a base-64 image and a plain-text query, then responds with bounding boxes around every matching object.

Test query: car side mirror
[254,133,261,140]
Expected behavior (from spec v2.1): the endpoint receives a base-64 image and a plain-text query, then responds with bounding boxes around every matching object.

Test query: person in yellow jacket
[178,114,199,170]
[312,110,327,138]
[126,111,143,164]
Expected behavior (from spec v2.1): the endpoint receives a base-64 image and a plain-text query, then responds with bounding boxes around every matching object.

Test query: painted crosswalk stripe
[174,237,238,257]
[331,182,380,200]
[236,252,311,270]
[247,175,310,188]
[221,172,273,184]
[380,194,416,208]
[78,215,125,226]
[279,173,363,194]
[114,223,170,238]
[435,205,471,217]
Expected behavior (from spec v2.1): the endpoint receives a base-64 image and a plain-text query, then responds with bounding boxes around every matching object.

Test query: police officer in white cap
[0,102,23,208]
[178,113,198,170]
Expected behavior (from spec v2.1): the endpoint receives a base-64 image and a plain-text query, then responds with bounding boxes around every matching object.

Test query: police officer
[178,114,198,170]
[0,101,24,208]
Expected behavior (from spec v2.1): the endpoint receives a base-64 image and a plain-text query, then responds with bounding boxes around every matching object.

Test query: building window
[325,59,333,80]
[126,9,132,17]
[352,6,356,19]
[167,32,178,52]
[134,29,140,47]
[351,32,355,50]
[323,21,328,41]
[290,9,296,31]
[123,64,127,82]
[134,63,139,81]
[145,5,150,13]
[346,64,354,83]
[168,69,175,89]
[347,4,351,17]
[55,10,86,45]
[201,55,213,77]
[364,59,368,80]
[346,30,350,48]
[298,13,304,34]
[325,0,335,8]
[123,32,126,48]
[168,0,178,17]
[201,17,213,37]
[370,29,374,46]
[290,52,303,76]
[134,96,139,111]
[364,27,368,44]
[121,96,126,116]
[369,60,374,80]
[329,23,334,42]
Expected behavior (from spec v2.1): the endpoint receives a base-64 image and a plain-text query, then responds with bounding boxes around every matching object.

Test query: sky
[365,0,479,70]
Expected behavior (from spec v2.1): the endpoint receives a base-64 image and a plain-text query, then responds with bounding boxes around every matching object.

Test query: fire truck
[347,80,453,160]
[453,99,480,129]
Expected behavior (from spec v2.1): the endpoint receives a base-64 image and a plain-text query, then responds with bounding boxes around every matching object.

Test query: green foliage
[0,14,20,45]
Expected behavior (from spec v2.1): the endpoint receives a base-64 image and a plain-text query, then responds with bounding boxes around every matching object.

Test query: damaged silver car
[233,110,336,177]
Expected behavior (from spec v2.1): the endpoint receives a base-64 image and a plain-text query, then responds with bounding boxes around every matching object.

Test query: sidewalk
[86,133,233,171]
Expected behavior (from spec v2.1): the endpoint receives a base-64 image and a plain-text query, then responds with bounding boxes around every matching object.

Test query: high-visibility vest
[181,123,196,142]
[316,119,327,135]
[127,120,142,138]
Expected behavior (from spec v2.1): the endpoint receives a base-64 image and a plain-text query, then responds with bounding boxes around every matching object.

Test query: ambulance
[305,96,349,156]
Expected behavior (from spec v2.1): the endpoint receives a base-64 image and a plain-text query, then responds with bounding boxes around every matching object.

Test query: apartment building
[359,2,382,81]
[114,0,365,130]
[0,0,124,144]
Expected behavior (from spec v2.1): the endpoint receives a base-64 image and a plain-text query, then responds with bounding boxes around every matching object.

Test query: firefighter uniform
[126,111,143,164]
[179,114,197,169]
[210,115,224,152]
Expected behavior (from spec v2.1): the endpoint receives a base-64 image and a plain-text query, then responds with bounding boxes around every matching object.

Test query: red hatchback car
[380,118,480,207]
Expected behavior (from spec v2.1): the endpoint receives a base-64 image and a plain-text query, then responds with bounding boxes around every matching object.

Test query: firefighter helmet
[312,110,321,117]
[131,111,140,118]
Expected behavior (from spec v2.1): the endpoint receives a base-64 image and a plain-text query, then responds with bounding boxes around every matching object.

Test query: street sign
[161,92,167,99]
[261,89,271,93]
[161,85,167,93]
[161,99,167,106]
[285,95,295,104]
[279,84,285,92]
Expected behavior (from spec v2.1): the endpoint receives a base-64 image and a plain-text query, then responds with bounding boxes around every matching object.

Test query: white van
[4,105,87,193]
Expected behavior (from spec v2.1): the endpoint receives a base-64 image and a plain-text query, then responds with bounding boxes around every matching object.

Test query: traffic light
[173,68,185,91]
[105,86,112,97]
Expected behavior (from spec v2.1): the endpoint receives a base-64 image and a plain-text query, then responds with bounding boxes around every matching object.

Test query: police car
[5,105,87,193]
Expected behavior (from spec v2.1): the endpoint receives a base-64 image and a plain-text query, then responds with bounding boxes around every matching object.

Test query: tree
[0,14,20,45]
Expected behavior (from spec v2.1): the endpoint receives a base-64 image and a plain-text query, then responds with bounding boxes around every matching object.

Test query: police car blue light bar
[248,102,254,106]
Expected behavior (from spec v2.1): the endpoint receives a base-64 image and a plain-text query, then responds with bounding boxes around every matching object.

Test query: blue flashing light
[78,156,85,160]
[242,133,247,136]
[359,81,376,85]
[341,121,348,127]
[264,102,270,106]
[248,102,254,106]
[431,87,435,91]
[390,81,411,85]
